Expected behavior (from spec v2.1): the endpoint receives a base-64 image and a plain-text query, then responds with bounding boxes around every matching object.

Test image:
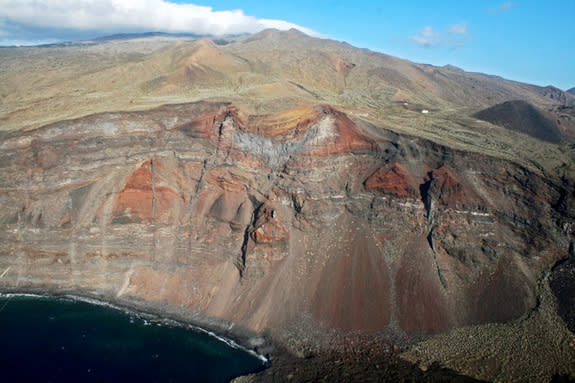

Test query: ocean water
[0,294,266,382]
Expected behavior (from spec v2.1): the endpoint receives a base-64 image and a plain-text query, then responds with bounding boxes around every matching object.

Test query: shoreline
[0,287,485,382]
[4,279,572,382]
[0,287,271,372]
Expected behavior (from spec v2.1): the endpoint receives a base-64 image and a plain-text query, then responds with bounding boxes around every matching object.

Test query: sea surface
[0,294,266,382]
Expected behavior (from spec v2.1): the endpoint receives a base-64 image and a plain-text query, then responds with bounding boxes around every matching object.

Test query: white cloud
[490,2,514,13]
[0,0,320,45]
[411,26,442,48]
[448,23,467,35]
[411,23,469,49]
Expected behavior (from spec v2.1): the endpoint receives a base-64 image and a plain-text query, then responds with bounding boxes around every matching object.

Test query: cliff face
[1,101,572,338]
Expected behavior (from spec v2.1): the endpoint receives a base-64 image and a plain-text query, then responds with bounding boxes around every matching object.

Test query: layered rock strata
[0,102,572,339]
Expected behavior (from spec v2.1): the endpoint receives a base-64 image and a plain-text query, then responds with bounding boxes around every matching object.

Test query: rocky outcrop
[536,86,575,106]
[0,101,572,342]
[364,163,419,198]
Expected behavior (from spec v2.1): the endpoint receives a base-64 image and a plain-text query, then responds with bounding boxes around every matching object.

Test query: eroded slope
[0,102,572,343]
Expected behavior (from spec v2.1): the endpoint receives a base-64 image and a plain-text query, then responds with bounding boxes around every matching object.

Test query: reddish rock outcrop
[364,163,419,198]
[251,199,289,244]
[112,160,188,224]
[335,58,355,76]
[427,167,483,208]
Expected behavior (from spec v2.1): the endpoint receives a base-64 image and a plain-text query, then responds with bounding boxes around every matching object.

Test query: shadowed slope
[473,100,563,143]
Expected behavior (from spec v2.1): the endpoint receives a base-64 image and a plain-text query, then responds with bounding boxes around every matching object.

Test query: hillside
[2,29,574,133]
[0,30,574,382]
[473,100,563,143]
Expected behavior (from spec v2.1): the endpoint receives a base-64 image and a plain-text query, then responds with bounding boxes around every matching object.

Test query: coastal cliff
[1,102,572,337]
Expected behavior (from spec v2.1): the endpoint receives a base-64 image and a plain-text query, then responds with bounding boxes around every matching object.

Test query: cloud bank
[411,23,469,49]
[0,0,319,45]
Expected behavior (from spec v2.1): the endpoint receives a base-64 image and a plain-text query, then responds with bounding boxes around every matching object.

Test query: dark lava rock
[549,245,575,333]
[246,345,486,383]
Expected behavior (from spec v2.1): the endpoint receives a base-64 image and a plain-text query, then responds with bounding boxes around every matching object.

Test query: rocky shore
[0,287,484,382]
[3,277,574,382]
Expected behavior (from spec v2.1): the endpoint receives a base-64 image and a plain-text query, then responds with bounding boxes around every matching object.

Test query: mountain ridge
[1,29,574,134]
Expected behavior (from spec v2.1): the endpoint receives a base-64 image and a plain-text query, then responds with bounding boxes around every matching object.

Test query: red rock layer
[364,163,419,198]
[320,106,378,155]
[429,167,482,207]
[112,160,186,224]
[336,58,355,76]
[251,199,289,243]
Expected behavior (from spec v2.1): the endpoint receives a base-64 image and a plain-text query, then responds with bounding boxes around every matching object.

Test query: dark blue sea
[0,294,266,382]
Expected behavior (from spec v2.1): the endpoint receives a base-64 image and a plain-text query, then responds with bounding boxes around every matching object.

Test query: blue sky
[0,0,573,89]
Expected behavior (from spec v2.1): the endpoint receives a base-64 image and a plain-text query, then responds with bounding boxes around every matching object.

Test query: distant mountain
[93,31,205,41]
[3,27,575,137]
[568,87,575,95]
[12,31,246,48]
[535,85,575,106]
[3,28,575,121]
